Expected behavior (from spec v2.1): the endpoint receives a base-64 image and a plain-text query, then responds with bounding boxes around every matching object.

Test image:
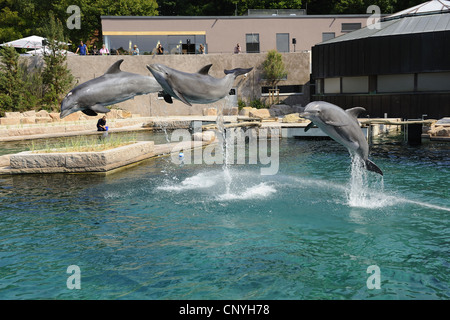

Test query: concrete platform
[0,139,212,175]
[0,116,237,142]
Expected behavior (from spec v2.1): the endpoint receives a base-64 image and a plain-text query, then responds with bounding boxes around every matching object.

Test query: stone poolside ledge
[0,139,213,175]
[0,115,237,142]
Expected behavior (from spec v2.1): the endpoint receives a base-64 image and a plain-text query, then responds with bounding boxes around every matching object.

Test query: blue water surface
[0,135,449,300]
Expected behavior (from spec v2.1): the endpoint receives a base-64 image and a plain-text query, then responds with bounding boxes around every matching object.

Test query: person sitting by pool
[97,116,107,131]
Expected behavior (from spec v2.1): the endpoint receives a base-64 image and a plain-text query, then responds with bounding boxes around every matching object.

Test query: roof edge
[100,14,376,20]
[383,8,450,22]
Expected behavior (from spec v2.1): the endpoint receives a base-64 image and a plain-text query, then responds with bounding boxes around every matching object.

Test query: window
[276,33,289,53]
[322,32,335,42]
[324,78,340,94]
[378,74,414,93]
[417,72,450,92]
[246,33,260,53]
[341,23,361,32]
[342,76,368,93]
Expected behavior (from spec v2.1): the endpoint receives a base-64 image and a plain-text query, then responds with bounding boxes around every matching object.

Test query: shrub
[237,98,246,110]
[249,98,266,109]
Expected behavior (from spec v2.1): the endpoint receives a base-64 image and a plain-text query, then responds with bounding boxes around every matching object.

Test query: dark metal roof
[318,10,450,45]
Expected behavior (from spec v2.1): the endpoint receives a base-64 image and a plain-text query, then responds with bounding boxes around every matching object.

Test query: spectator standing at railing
[132,45,140,55]
[91,45,99,55]
[234,43,241,54]
[75,41,88,55]
[100,44,109,55]
[157,43,164,55]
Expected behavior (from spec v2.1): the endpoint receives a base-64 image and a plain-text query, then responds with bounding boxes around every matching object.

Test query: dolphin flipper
[324,120,349,127]
[224,67,253,76]
[91,104,111,114]
[172,88,192,106]
[163,93,173,104]
[82,109,98,116]
[305,121,315,132]
[365,159,383,176]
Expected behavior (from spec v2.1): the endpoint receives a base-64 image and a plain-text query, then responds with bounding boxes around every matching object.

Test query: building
[99,11,374,113]
[101,11,372,54]
[311,1,450,120]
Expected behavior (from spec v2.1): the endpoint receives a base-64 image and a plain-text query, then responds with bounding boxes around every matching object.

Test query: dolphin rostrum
[146,63,253,106]
[300,101,383,175]
[60,59,162,118]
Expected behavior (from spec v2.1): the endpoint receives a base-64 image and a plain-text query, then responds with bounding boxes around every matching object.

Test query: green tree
[1,1,159,50]
[40,12,74,110]
[157,0,302,16]
[305,0,424,14]
[262,49,288,90]
[52,0,158,51]
[0,45,28,115]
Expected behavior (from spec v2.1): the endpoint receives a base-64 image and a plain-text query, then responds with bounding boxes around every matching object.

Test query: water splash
[157,172,218,191]
[215,100,233,195]
[153,97,179,180]
[216,183,276,201]
[346,155,387,208]
[157,169,276,202]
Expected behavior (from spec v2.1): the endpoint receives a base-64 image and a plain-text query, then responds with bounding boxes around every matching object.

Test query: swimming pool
[0,136,448,299]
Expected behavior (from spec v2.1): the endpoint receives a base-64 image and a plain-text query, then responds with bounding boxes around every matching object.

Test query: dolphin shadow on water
[146,63,253,106]
[60,59,162,119]
[300,101,383,176]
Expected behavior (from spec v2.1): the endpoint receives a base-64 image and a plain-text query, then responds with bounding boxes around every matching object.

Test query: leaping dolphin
[60,59,162,118]
[146,63,253,106]
[300,101,383,176]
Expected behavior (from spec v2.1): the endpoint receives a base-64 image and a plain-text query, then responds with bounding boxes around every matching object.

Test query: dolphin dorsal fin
[345,107,366,119]
[104,59,124,75]
[197,64,213,75]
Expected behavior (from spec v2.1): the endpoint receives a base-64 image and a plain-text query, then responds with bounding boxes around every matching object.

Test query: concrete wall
[64,52,311,116]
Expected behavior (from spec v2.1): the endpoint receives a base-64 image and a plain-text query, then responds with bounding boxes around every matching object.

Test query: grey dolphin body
[300,101,383,175]
[60,59,161,118]
[146,63,253,106]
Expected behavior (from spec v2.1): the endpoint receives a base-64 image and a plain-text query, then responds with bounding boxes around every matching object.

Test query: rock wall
[0,109,137,126]
[60,53,311,117]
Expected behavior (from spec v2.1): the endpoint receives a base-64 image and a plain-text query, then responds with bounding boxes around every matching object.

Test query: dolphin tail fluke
[364,159,383,176]
[224,67,253,77]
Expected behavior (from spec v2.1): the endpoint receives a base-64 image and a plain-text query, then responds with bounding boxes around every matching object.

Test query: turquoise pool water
[0,135,449,299]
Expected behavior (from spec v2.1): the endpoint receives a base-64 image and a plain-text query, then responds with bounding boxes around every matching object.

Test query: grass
[28,133,138,153]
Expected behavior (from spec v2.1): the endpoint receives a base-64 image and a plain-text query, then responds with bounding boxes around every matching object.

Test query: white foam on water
[344,156,450,212]
[157,172,219,191]
[217,182,277,201]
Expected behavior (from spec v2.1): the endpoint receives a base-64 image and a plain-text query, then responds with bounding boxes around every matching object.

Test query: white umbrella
[0,35,45,49]
[21,47,76,56]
